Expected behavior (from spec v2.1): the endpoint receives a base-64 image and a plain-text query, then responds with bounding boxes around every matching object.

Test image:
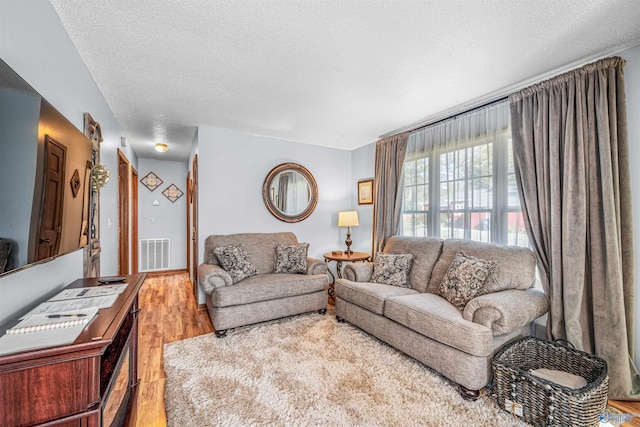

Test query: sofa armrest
[462,288,549,336]
[343,262,374,282]
[197,263,233,295]
[306,257,327,275]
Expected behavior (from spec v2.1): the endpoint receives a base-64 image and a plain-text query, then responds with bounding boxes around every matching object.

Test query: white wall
[0,0,134,327]
[195,126,352,303]
[350,142,376,254]
[138,159,188,271]
[619,45,640,367]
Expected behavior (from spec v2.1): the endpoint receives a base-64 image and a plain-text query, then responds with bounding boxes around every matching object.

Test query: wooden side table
[323,251,370,297]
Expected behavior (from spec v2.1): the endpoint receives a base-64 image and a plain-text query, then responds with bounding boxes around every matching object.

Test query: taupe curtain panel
[372,132,409,254]
[510,56,640,399]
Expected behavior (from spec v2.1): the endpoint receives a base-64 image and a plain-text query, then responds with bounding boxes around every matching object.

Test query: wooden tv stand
[0,273,146,426]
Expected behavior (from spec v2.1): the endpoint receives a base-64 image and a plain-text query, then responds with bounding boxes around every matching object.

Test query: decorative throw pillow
[274,243,309,274]
[370,253,414,288]
[438,251,497,310]
[213,243,257,284]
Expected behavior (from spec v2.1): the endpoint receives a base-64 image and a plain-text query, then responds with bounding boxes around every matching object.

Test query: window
[401,101,528,247]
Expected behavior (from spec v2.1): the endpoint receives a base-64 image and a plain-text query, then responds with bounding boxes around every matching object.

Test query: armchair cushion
[384,293,494,356]
[306,258,327,275]
[213,243,257,284]
[370,253,414,288]
[211,273,328,307]
[462,288,549,335]
[438,251,496,310]
[343,262,374,282]
[427,239,536,295]
[335,279,418,315]
[198,263,233,295]
[274,243,309,274]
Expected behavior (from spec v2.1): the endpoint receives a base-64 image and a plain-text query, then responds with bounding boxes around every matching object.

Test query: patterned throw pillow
[438,251,497,310]
[213,243,257,284]
[370,253,414,288]
[274,243,309,274]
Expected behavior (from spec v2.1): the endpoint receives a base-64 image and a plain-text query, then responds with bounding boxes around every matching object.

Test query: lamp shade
[338,211,360,227]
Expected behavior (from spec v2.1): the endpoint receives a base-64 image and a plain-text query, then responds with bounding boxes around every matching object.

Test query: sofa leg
[336,315,345,323]
[318,308,327,315]
[215,329,227,338]
[458,385,480,401]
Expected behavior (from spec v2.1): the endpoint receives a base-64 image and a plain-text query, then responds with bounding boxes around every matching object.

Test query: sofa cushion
[214,243,257,284]
[383,236,444,292]
[274,243,309,274]
[426,239,536,295]
[438,251,497,310]
[204,232,298,274]
[370,253,414,288]
[211,273,328,307]
[335,279,419,315]
[384,293,493,356]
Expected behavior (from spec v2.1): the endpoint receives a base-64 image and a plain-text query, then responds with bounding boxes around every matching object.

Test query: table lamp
[338,211,360,254]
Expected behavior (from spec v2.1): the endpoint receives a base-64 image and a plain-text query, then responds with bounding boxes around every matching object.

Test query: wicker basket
[492,336,608,426]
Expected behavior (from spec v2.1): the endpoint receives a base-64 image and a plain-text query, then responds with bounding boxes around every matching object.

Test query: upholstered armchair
[198,232,328,337]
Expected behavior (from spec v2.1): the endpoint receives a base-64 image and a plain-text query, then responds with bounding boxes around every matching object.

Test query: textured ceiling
[49,0,640,161]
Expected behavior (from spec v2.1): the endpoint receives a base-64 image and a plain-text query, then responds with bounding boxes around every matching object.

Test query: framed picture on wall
[358,179,374,205]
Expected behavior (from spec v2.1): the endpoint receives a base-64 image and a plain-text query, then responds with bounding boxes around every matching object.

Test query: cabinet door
[0,357,95,426]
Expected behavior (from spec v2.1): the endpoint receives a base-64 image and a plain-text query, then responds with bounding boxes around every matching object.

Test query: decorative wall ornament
[84,112,104,145]
[162,184,184,203]
[358,179,374,205]
[91,163,110,191]
[140,171,163,191]
[70,169,81,198]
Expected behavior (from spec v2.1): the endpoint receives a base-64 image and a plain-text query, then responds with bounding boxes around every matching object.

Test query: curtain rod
[378,42,640,139]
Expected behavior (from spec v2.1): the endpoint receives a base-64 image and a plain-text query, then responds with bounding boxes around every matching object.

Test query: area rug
[164,309,544,426]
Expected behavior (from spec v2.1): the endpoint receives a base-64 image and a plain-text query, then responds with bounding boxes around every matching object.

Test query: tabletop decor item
[338,210,360,254]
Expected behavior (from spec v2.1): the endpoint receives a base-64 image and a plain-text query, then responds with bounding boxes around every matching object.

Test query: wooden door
[186,171,191,282]
[191,155,198,296]
[118,150,130,276]
[37,136,66,261]
[131,167,139,274]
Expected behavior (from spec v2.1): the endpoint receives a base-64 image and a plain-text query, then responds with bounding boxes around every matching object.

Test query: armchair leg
[215,329,227,338]
[458,385,480,401]
[336,315,345,323]
[318,308,327,315]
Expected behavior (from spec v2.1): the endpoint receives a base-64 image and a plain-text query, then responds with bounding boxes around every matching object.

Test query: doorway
[118,149,130,275]
[131,167,139,274]
[191,155,198,296]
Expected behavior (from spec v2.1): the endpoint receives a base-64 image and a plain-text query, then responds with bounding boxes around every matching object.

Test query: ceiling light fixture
[154,143,168,153]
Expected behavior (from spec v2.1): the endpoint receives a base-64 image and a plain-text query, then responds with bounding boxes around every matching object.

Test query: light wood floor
[135,272,213,426]
[134,272,640,426]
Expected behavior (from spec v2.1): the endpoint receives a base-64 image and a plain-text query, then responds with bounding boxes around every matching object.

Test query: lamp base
[345,227,353,255]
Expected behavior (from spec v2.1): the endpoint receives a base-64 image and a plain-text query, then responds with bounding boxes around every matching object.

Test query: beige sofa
[198,232,328,337]
[335,236,549,400]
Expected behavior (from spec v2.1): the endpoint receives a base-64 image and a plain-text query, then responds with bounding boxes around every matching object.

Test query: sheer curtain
[402,101,521,245]
[510,56,639,399]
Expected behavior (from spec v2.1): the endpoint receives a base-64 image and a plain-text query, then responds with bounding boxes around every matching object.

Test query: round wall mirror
[262,163,318,223]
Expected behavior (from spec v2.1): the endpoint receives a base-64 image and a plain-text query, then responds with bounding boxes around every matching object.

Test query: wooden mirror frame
[262,163,318,223]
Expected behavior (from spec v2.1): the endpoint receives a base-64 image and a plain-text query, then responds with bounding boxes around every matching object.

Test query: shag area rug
[164,310,537,426]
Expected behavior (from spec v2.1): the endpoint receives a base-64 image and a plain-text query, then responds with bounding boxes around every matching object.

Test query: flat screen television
[0,58,93,277]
